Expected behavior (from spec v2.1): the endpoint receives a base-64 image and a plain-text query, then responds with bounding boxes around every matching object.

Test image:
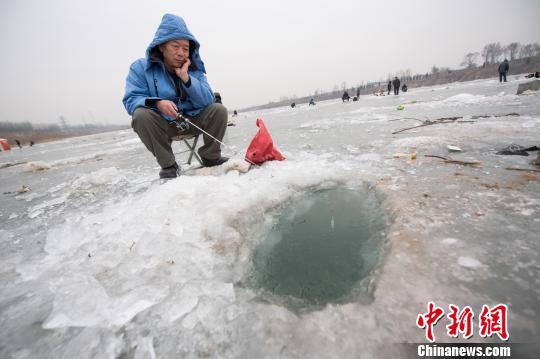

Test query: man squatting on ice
[123,14,228,179]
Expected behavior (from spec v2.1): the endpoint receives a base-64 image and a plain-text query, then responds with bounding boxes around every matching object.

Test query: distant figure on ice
[387,81,392,95]
[342,91,350,102]
[290,102,296,108]
[352,96,358,101]
[356,87,360,99]
[392,77,401,95]
[15,139,22,149]
[309,98,316,106]
[401,84,408,92]
[498,59,509,83]
[29,141,35,147]
[214,92,222,104]
[232,110,238,116]
[122,14,229,179]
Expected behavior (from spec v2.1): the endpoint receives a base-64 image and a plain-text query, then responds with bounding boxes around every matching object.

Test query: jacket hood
[145,14,206,73]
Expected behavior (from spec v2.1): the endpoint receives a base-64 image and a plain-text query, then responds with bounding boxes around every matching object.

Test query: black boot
[159,162,180,179]
[201,156,229,167]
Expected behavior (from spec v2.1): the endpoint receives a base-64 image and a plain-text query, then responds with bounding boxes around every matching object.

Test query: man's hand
[156,100,178,118]
[174,58,191,84]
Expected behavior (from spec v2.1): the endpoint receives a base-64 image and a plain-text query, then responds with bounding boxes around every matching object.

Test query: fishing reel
[171,115,190,133]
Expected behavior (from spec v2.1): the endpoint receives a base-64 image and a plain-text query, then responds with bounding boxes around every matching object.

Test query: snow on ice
[1,76,539,358]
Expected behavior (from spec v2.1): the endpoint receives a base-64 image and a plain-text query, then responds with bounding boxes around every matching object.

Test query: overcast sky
[0,0,538,125]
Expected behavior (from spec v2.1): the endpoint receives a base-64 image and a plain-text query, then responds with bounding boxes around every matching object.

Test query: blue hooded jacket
[122,14,215,119]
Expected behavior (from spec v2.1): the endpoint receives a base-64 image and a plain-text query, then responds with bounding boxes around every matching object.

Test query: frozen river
[1,76,539,358]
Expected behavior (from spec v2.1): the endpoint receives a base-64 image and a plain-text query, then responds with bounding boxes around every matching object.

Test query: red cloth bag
[0,139,11,151]
[245,118,285,165]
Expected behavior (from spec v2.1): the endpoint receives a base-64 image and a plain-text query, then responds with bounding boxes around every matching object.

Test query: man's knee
[208,103,228,125]
[132,107,162,131]
[133,107,154,122]
[211,102,228,117]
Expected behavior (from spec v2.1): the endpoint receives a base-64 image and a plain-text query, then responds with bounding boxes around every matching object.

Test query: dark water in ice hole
[249,187,388,310]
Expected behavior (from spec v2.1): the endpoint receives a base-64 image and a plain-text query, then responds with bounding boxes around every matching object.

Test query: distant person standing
[392,77,401,95]
[356,87,360,99]
[15,139,22,148]
[387,81,392,95]
[498,59,509,83]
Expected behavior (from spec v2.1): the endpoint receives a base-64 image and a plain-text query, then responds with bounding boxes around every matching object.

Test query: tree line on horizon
[461,41,540,69]
[272,41,539,106]
[0,120,128,135]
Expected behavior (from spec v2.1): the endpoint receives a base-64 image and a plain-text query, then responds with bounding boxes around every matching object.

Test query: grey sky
[0,0,538,125]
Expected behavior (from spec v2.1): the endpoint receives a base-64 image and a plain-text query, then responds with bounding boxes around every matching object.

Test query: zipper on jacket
[153,79,159,97]
[151,67,159,97]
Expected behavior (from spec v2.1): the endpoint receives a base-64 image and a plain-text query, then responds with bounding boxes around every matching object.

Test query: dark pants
[499,72,507,82]
[394,87,399,95]
[132,103,228,168]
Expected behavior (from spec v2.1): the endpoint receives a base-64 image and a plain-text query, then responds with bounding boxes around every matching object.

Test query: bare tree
[519,43,535,58]
[505,42,520,61]
[482,42,502,64]
[481,44,491,65]
[431,65,440,75]
[490,42,503,63]
[532,43,540,57]
[405,68,412,79]
[58,115,67,129]
[341,81,347,91]
[460,52,479,68]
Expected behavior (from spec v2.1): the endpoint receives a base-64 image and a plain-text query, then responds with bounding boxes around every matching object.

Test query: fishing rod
[174,114,258,167]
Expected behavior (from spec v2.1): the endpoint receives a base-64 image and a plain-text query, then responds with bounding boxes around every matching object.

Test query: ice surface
[1,76,539,358]
[23,161,51,172]
[457,256,484,268]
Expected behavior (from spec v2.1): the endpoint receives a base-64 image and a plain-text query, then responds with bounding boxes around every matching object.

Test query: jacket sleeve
[123,60,159,116]
[183,71,215,109]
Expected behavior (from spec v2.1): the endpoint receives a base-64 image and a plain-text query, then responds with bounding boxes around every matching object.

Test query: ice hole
[249,187,388,310]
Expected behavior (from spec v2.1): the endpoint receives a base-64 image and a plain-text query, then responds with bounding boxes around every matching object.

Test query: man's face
[159,39,190,69]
